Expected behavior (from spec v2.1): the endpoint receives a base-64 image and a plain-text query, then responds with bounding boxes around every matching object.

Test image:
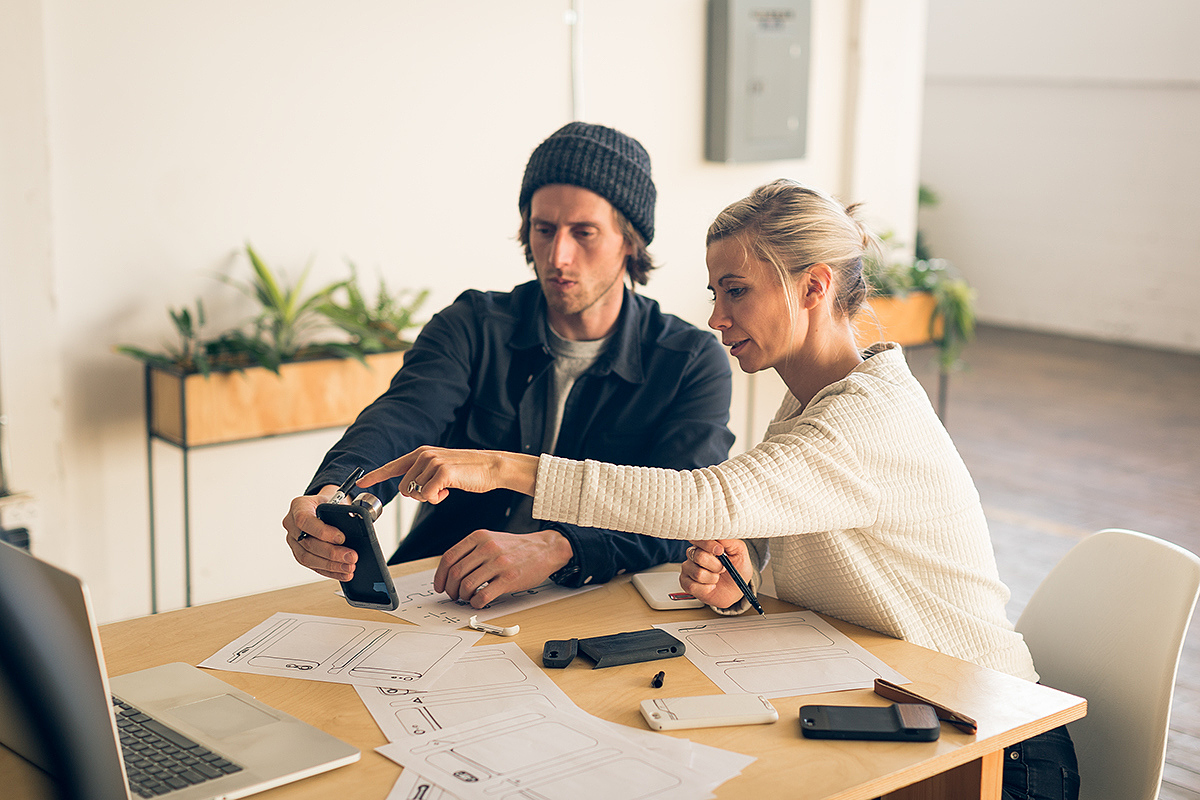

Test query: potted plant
[117,244,427,447]
[317,266,430,359]
[858,187,976,372]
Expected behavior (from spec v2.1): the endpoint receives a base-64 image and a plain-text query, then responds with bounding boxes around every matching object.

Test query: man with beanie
[284,122,734,606]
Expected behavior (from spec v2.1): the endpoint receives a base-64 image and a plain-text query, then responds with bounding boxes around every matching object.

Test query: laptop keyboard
[112,696,244,797]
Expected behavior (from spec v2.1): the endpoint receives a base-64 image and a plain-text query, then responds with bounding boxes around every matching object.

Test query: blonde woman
[361,179,1078,800]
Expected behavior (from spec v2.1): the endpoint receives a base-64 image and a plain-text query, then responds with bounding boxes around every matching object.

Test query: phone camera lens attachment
[352,492,382,521]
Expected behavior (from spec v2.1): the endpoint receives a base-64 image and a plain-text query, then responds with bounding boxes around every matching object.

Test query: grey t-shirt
[506,326,608,533]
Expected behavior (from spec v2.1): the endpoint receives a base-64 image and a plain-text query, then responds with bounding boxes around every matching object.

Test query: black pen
[716,551,765,616]
[329,467,366,505]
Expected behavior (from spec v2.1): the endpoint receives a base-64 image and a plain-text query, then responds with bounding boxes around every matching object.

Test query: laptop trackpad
[170,694,280,739]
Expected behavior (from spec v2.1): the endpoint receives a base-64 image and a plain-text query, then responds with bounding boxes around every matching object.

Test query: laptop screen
[0,541,361,800]
[0,540,131,800]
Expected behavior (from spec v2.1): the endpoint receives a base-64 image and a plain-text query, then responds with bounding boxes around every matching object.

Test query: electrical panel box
[706,0,811,163]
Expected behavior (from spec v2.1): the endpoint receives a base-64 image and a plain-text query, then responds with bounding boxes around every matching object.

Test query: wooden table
[27,558,1086,799]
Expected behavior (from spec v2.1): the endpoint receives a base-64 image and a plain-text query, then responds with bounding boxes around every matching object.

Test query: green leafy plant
[116,244,427,375]
[863,187,977,371]
[317,266,429,359]
[115,300,218,376]
[933,274,976,371]
[219,244,348,372]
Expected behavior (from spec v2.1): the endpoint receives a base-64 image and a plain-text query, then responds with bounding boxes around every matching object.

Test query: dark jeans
[1002,724,1080,800]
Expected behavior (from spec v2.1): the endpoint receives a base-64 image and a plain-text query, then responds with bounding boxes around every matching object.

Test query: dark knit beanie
[518,122,656,244]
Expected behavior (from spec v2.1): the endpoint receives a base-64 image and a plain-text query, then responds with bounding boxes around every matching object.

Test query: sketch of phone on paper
[203,612,480,690]
[360,644,577,740]
[409,711,686,798]
[657,612,907,698]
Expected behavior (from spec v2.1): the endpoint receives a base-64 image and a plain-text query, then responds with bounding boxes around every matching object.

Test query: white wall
[920,0,1200,352]
[1,0,929,622]
[0,0,66,591]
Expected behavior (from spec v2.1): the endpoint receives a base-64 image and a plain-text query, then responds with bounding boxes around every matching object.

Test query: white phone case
[631,571,704,610]
[640,694,779,730]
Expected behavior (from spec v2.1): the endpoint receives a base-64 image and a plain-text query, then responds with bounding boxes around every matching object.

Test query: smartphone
[799,702,940,741]
[640,694,778,730]
[631,571,704,610]
[317,501,400,611]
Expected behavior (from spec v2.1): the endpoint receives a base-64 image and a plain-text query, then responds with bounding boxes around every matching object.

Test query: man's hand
[283,485,359,581]
[679,538,752,610]
[433,528,574,609]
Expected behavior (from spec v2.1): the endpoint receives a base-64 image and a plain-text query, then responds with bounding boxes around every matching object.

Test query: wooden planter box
[147,350,406,447]
[856,292,944,348]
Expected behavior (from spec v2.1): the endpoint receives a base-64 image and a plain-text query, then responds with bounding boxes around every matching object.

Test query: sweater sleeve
[531,410,881,541]
[544,329,734,584]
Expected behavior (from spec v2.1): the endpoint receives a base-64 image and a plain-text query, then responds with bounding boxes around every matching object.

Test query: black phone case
[577,629,685,669]
[799,703,940,741]
[317,502,400,611]
[542,638,578,669]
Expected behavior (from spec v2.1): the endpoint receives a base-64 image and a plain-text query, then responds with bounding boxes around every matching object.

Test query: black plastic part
[799,703,940,742]
[317,502,400,611]
[542,638,578,669]
[577,629,686,669]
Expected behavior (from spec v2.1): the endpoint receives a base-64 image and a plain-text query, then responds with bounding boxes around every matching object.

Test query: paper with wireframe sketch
[654,611,907,699]
[200,611,481,690]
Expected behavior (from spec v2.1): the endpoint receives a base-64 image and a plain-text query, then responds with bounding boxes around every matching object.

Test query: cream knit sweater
[533,344,1039,682]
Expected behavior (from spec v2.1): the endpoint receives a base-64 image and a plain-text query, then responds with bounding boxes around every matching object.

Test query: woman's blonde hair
[706,178,880,318]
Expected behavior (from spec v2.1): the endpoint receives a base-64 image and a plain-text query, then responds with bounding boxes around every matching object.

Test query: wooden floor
[906,324,1200,799]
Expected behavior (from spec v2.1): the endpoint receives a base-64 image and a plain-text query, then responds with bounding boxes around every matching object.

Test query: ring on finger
[407,480,422,494]
[473,580,490,595]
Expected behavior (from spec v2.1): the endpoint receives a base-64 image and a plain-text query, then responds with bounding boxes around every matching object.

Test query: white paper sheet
[199,612,482,690]
[355,643,579,741]
[387,770,455,800]
[377,707,736,800]
[384,737,754,800]
[357,643,723,768]
[654,611,907,699]
[384,569,599,628]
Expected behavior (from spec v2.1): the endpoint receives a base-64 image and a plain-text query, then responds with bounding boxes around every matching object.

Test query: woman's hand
[680,538,754,610]
[358,445,539,503]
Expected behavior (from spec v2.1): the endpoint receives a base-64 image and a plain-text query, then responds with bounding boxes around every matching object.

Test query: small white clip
[468,615,520,637]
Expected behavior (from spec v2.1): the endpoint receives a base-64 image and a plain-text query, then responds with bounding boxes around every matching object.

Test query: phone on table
[317,491,399,612]
[640,694,778,730]
[631,571,704,610]
[799,702,940,741]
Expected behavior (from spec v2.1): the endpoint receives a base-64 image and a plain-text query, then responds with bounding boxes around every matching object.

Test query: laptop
[0,540,360,800]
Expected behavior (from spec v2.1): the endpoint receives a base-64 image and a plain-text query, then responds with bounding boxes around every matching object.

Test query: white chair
[1014,528,1200,800]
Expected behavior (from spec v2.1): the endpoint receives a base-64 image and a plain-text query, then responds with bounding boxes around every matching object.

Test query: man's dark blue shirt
[308,280,734,587]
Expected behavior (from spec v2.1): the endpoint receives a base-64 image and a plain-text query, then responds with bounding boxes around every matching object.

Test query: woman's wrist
[496,451,539,496]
